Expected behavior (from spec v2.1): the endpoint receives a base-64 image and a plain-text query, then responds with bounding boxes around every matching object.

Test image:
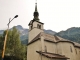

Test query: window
[45,46,47,52]
[37,24,41,29]
[70,46,72,52]
[39,25,41,29]
[75,49,77,54]
[37,24,39,28]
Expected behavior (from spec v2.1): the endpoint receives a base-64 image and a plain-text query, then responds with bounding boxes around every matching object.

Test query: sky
[0,0,80,32]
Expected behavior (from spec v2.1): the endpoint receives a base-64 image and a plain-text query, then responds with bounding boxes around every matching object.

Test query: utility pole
[2,15,18,60]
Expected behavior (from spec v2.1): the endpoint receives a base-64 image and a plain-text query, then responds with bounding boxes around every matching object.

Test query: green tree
[1,27,27,60]
[0,35,3,59]
[0,35,2,51]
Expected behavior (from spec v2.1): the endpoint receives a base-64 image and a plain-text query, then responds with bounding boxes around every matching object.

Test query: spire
[35,2,37,12]
[33,0,39,21]
[35,0,37,12]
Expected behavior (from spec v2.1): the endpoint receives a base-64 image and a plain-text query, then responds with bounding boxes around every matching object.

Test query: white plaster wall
[27,40,42,60]
[57,42,76,60]
[29,28,43,42]
[75,47,80,60]
[44,41,57,53]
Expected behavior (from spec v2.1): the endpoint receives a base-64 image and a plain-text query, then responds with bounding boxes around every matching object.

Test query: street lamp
[2,15,18,60]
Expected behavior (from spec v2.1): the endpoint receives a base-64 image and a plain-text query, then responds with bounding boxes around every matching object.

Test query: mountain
[13,25,29,36]
[0,30,4,34]
[0,25,56,45]
[55,27,80,43]
[44,30,56,35]
[14,25,56,40]
[1,26,80,44]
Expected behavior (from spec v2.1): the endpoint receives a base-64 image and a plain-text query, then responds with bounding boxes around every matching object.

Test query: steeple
[33,0,39,21]
[35,3,37,12]
[28,0,44,42]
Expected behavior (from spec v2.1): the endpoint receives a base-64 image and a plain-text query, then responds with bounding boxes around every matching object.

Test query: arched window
[70,46,72,52]
[39,25,41,29]
[75,49,77,54]
[37,24,41,29]
[45,46,47,52]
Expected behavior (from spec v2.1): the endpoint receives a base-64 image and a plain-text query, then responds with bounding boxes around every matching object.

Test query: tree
[0,35,3,51]
[1,27,27,60]
[0,35,3,60]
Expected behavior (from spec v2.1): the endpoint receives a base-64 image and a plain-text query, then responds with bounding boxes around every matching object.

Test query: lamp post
[2,15,18,60]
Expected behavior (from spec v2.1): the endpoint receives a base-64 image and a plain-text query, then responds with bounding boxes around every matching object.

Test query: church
[27,2,80,60]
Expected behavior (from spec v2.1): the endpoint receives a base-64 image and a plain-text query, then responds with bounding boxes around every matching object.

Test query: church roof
[28,20,44,26]
[36,51,69,59]
[28,32,80,48]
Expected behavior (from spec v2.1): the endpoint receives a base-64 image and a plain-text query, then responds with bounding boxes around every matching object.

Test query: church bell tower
[28,2,44,42]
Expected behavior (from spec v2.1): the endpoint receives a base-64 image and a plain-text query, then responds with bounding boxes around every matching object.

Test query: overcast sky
[0,0,80,32]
